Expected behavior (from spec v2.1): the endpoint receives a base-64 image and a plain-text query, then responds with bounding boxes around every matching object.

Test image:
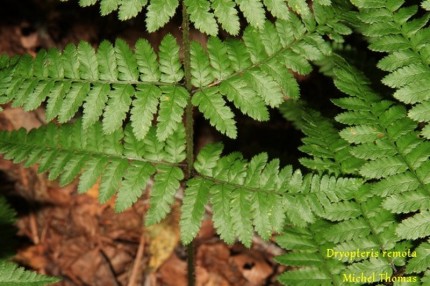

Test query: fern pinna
[1,0,430,285]
[0,197,61,285]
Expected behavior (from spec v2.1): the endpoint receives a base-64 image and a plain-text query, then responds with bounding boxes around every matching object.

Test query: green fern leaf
[235,0,265,28]
[99,159,128,203]
[278,268,332,286]
[59,155,88,186]
[207,37,233,81]
[0,260,59,286]
[194,142,224,176]
[78,157,109,193]
[409,102,430,122]
[190,42,214,87]
[209,184,236,244]
[324,218,369,243]
[259,22,282,57]
[115,39,139,81]
[180,177,211,244]
[115,161,155,212]
[159,34,184,83]
[211,0,240,35]
[82,83,110,130]
[62,44,80,78]
[130,85,160,140]
[276,252,323,267]
[156,86,188,141]
[185,0,218,35]
[12,79,38,108]
[45,82,71,121]
[118,0,147,20]
[135,39,160,82]
[219,78,269,121]
[383,190,430,214]
[263,0,290,19]
[226,40,251,72]
[145,166,184,225]
[382,64,429,89]
[339,125,383,144]
[396,211,430,240]
[406,242,430,273]
[146,0,179,32]
[58,83,90,123]
[32,50,48,78]
[192,88,237,138]
[77,41,99,80]
[163,125,186,163]
[422,124,430,139]
[252,191,275,240]
[230,188,253,247]
[23,81,54,111]
[243,27,267,63]
[139,128,164,161]
[245,70,284,107]
[359,156,408,179]
[346,258,393,283]
[100,0,120,16]
[79,0,97,6]
[102,84,133,134]
[48,152,72,180]
[263,60,300,99]
[97,40,118,81]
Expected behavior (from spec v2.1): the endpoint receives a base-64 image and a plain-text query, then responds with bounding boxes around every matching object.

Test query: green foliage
[180,143,364,248]
[0,198,59,285]
[351,0,430,139]
[0,261,59,286]
[0,36,188,142]
[0,121,185,215]
[280,100,363,176]
[2,0,430,285]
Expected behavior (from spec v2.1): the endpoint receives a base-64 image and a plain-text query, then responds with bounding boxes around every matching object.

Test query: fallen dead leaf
[231,251,273,285]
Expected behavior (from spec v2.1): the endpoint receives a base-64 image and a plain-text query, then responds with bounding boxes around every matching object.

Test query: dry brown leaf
[145,210,180,271]
[231,252,273,285]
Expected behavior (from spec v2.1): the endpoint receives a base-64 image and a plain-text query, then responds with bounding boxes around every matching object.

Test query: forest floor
[0,1,304,285]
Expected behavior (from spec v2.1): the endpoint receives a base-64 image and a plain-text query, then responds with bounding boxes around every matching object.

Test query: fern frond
[396,211,430,240]
[327,58,430,276]
[406,241,430,274]
[275,222,344,286]
[0,35,187,142]
[180,143,364,247]
[145,165,184,225]
[313,1,354,43]
[332,60,430,215]
[191,17,331,138]
[0,260,60,286]
[61,0,147,20]
[185,0,218,36]
[280,100,363,175]
[59,0,327,36]
[276,192,401,285]
[0,121,185,215]
[191,88,237,138]
[146,0,179,32]
[211,0,240,35]
[351,1,430,139]
[180,177,211,244]
[156,86,189,141]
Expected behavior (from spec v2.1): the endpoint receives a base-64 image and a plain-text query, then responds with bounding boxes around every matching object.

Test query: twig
[127,233,146,286]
